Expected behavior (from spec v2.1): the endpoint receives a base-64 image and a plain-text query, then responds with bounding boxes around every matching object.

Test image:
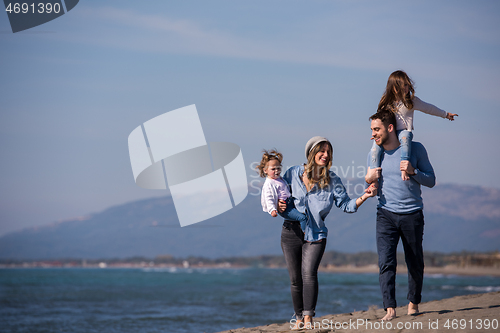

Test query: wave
[441,285,455,290]
[426,274,445,278]
[464,286,500,292]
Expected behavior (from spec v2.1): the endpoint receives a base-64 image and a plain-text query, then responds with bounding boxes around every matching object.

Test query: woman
[278,136,376,330]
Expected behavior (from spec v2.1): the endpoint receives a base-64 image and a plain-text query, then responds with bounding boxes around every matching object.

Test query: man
[365,109,436,321]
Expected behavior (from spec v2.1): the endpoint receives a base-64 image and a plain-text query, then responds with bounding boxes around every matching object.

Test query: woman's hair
[256,149,283,178]
[304,141,333,189]
[378,70,415,112]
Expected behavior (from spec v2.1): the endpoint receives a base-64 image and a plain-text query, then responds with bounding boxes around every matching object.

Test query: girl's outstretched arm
[413,96,448,118]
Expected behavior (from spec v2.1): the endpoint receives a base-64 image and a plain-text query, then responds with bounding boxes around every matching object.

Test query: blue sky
[1,0,499,236]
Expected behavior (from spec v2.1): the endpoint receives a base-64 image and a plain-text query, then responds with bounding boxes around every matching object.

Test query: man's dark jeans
[376,207,424,310]
[281,220,326,319]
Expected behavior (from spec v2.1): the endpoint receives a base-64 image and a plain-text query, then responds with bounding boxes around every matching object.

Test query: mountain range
[0,183,499,259]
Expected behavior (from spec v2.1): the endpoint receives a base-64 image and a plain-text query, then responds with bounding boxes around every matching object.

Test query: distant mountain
[0,183,499,259]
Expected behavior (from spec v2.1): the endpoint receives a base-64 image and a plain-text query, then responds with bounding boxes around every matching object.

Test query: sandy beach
[320,265,500,277]
[217,291,500,333]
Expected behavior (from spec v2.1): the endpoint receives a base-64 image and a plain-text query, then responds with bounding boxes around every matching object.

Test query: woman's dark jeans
[281,220,326,319]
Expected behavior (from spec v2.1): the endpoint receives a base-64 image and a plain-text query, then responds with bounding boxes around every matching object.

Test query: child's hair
[256,149,283,178]
[304,141,333,189]
[378,70,415,113]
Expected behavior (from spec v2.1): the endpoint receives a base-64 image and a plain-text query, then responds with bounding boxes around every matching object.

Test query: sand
[320,265,500,277]
[217,291,500,333]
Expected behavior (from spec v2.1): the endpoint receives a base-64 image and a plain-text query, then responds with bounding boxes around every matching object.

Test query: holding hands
[356,182,377,208]
[365,183,377,197]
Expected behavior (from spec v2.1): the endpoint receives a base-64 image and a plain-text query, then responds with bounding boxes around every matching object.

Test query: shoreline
[1,263,500,277]
[217,291,500,333]
[320,264,500,277]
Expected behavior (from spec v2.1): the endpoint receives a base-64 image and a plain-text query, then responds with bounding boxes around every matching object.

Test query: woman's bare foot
[291,319,303,330]
[408,302,419,315]
[401,170,410,181]
[380,307,396,321]
[303,315,313,329]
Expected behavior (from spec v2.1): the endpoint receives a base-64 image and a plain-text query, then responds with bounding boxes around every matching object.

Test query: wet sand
[218,291,500,332]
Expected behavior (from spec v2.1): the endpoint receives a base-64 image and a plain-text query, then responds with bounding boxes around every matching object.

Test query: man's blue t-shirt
[367,142,436,214]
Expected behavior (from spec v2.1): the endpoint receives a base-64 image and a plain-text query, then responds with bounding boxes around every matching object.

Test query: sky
[1,0,499,236]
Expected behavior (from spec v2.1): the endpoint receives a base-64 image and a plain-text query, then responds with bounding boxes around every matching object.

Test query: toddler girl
[370,70,458,181]
[257,150,308,231]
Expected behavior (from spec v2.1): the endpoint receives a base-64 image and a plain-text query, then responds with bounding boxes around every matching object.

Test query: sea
[1,267,499,333]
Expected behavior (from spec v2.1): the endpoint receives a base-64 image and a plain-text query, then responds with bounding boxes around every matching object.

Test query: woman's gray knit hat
[305,136,329,158]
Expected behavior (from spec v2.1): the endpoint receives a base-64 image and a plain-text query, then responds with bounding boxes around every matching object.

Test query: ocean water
[1,268,499,333]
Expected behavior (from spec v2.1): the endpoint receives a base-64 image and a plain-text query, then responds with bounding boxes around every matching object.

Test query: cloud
[76,6,499,66]
[44,4,500,102]
[73,6,395,71]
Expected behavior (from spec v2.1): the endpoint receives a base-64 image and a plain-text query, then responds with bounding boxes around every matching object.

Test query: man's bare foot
[408,302,419,315]
[304,315,313,329]
[401,170,410,181]
[380,307,396,321]
[291,319,303,330]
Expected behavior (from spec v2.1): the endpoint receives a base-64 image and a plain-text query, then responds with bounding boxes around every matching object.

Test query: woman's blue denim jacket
[282,165,358,242]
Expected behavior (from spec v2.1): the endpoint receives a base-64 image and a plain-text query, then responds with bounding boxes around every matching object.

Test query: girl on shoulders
[369,70,458,181]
